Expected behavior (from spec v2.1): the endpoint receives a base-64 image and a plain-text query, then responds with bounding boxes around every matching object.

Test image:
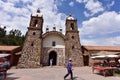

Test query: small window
[31,42,34,46]
[71,36,74,39]
[33,32,36,35]
[52,41,56,46]
[72,45,74,49]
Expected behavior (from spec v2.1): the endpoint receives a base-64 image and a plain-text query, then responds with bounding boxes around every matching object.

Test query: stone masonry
[65,18,83,66]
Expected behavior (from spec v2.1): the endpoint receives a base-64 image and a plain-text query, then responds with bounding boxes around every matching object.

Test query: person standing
[50,58,53,67]
[64,58,73,80]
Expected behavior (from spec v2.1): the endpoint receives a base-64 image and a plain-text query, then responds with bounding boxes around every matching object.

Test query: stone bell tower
[18,9,43,68]
[65,14,83,66]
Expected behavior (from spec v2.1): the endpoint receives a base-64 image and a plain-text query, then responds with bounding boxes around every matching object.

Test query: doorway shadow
[48,51,57,66]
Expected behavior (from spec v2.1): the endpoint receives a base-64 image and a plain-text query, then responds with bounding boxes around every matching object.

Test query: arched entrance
[48,51,57,66]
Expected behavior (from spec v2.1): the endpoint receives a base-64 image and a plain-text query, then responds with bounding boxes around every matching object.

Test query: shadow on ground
[5,77,20,80]
[95,71,114,77]
[0,73,20,80]
[65,77,78,80]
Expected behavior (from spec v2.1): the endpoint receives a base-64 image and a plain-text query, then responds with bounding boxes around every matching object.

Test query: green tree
[0,26,7,45]
[0,26,6,38]
[0,26,25,47]
[9,29,22,37]
[7,29,25,46]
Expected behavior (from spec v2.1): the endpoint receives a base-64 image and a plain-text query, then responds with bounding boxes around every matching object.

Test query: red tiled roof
[82,46,120,51]
[0,46,21,51]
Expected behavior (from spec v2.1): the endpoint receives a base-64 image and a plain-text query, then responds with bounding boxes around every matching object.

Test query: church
[18,9,83,68]
[17,9,120,68]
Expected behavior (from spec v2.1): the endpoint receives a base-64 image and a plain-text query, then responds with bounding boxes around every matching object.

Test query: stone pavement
[3,66,120,80]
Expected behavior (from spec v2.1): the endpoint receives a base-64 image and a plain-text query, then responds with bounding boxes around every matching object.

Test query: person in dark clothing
[64,58,73,80]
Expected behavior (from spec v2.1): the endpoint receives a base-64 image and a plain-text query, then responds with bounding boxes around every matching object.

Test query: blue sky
[0,0,120,46]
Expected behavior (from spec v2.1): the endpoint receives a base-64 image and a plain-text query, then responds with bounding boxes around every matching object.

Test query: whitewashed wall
[43,34,65,48]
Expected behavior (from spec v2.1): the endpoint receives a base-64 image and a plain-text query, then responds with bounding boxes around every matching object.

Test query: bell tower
[18,9,43,68]
[65,14,83,66]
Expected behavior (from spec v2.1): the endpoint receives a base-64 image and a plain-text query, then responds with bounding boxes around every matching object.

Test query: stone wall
[17,30,42,68]
[65,32,84,66]
[41,47,65,66]
[17,46,41,68]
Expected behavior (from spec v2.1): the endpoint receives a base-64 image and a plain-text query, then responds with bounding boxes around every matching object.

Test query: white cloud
[76,0,104,17]
[81,36,120,46]
[7,0,20,3]
[21,0,34,3]
[69,1,74,7]
[83,11,91,17]
[0,0,67,35]
[85,0,104,17]
[76,0,82,3]
[54,0,63,6]
[81,11,120,35]
[80,11,120,46]
[85,0,104,16]
[76,0,88,3]
[106,1,115,10]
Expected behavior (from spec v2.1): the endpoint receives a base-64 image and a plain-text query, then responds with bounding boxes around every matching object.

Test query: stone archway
[48,51,57,66]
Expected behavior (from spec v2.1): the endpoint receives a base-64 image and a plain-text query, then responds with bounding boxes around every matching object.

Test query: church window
[70,23,74,30]
[71,36,74,39]
[72,45,74,49]
[31,42,34,46]
[33,32,36,35]
[52,41,56,46]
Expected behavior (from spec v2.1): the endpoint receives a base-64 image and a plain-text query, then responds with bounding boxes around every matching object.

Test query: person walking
[64,58,73,80]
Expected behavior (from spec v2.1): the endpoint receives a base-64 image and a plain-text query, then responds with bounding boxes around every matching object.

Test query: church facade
[18,9,83,68]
